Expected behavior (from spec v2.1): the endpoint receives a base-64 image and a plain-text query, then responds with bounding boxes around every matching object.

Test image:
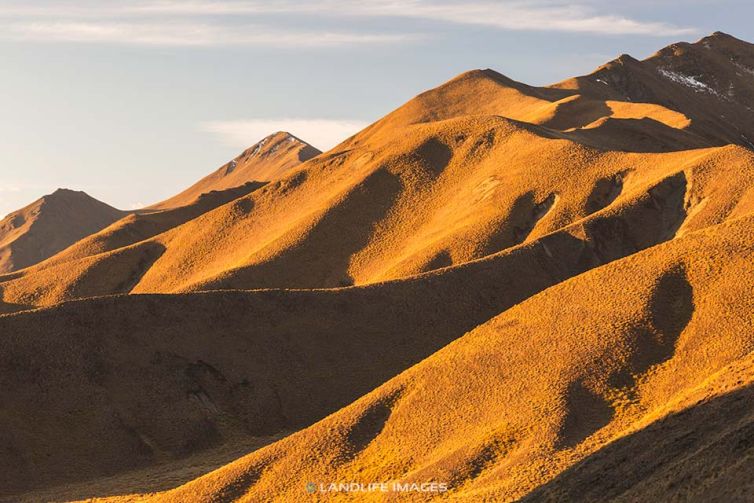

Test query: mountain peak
[243,131,320,161]
[49,188,86,199]
[611,53,642,67]
[149,131,321,209]
[706,30,741,42]
[711,30,732,38]
[267,131,302,142]
[446,68,534,92]
[693,30,754,52]
[42,188,109,208]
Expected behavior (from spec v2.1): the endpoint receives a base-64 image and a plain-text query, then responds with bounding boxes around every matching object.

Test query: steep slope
[0,189,125,274]
[521,354,754,502]
[146,213,754,502]
[150,132,320,209]
[161,125,747,293]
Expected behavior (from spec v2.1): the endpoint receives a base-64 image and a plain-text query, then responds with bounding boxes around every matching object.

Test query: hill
[1,116,752,310]
[0,189,124,274]
[146,212,754,502]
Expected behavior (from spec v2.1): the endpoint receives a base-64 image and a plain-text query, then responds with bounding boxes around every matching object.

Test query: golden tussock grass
[1,30,753,502]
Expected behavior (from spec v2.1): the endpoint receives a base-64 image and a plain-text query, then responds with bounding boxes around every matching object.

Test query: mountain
[1,31,753,502]
[0,131,317,310]
[0,189,124,274]
[149,132,320,209]
[553,31,754,148]
[354,31,754,151]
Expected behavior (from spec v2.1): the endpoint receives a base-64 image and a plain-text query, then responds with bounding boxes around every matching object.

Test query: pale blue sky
[0,0,751,213]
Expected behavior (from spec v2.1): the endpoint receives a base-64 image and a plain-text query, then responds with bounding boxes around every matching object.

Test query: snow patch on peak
[278,132,306,146]
[250,137,269,157]
[733,61,754,77]
[657,68,725,99]
[245,133,302,160]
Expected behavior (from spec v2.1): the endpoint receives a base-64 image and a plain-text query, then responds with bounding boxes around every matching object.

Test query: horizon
[1,0,752,216]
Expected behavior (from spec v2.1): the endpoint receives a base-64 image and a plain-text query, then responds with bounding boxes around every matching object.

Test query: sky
[0,0,752,214]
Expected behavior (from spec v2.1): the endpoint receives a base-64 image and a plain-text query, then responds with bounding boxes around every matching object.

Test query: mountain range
[1,31,753,502]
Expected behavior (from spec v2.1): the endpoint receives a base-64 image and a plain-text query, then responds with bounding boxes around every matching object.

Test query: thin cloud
[127,1,697,36]
[0,1,696,39]
[360,1,697,36]
[200,118,369,151]
[5,21,418,47]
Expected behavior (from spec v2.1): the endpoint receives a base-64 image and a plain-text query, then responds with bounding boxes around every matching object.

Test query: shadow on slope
[522,382,754,502]
[195,169,403,290]
[0,184,685,494]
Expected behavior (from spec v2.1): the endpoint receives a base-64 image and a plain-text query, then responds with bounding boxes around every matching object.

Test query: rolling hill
[147,212,754,502]
[0,130,322,311]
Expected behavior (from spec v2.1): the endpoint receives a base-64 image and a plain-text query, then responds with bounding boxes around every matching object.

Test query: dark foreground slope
[0,226,605,495]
